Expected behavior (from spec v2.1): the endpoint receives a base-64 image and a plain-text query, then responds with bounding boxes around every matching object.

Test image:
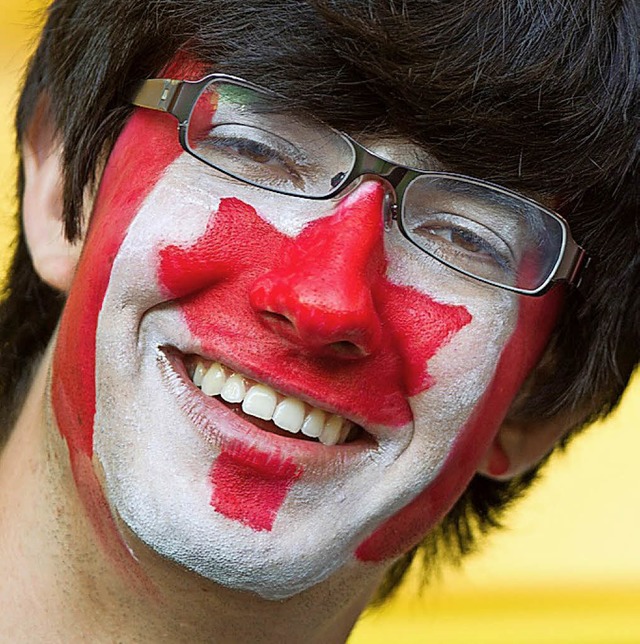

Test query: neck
[0,351,382,642]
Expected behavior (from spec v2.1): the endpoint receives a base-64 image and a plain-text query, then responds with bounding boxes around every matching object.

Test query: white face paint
[87,127,529,599]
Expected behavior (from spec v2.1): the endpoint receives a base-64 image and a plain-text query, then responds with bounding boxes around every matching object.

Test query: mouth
[182,354,364,447]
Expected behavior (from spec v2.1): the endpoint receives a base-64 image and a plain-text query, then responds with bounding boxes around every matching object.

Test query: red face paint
[49,56,550,593]
[355,287,563,561]
[52,53,207,459]
[50,54,208,576]
[157,183,470,531]
[52,109,183,456]
[209,441,302,531]
[48,107,183,584]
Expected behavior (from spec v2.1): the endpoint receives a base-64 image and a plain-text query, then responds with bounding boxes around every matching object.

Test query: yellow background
[1,3,638,642]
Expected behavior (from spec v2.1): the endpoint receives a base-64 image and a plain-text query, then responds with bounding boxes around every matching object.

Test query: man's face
[51,100,558,599]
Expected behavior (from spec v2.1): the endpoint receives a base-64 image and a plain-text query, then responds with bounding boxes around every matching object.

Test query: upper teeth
[191,360,354,446]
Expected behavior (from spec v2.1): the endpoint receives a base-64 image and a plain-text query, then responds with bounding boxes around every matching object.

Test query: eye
[189,122,307,189]
[406,211,516,279]
[424,225,498,258]
[209,135,296,169]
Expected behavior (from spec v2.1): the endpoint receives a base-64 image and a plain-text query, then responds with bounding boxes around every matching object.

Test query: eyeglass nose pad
[383,193,397,231]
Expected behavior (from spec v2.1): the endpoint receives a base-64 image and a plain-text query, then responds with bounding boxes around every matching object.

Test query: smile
[186,357,360,446]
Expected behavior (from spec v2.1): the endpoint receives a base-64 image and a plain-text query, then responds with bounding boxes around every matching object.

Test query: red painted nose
[249,182,388,358]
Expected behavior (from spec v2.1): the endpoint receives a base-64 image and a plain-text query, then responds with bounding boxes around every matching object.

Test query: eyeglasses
[132,73,588,296]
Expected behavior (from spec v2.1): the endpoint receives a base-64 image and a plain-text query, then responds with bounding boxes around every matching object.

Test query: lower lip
[159,347,377,473]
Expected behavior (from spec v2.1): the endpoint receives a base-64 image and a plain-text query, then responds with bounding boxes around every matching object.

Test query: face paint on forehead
[355,287,563,561]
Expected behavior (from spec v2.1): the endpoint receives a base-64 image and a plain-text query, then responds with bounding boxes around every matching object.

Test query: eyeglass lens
[185,79,566,293]
[186,80,355,198]
[401,176,565,291]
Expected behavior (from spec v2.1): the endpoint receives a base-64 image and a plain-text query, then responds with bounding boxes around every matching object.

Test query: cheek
[51,109,182,459]
[355,288,563,562]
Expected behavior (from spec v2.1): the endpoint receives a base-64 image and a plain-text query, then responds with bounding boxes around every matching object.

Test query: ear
[477,411,577,480]
[22,95,82,292]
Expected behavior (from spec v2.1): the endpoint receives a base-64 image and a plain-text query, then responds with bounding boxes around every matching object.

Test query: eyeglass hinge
[571,253,591,290]
[566,248,591,290]
[132,79,182,114]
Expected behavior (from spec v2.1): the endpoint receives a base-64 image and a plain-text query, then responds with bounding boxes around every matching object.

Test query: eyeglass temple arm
[133,78,209,124]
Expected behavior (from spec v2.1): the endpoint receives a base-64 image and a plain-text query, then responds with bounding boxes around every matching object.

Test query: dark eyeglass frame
[132,73,589,296]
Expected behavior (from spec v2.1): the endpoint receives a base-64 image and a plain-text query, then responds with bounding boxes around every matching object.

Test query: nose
[249,181,389,358]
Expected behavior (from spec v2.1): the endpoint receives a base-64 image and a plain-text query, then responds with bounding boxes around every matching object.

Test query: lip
[158,346,381,471]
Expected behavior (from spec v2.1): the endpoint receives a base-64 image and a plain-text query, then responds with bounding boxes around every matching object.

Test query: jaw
[90,307,502,599]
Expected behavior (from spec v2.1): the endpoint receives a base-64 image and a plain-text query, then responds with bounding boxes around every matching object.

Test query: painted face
[52,101,559,599]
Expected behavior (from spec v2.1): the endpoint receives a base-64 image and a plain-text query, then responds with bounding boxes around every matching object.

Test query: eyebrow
[411,149,446,172]
[358,137,446,172]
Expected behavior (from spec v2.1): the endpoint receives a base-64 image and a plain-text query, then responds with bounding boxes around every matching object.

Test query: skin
[0,71,563,641]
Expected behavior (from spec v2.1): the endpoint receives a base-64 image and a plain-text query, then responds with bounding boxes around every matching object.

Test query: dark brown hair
[1,0,638,602]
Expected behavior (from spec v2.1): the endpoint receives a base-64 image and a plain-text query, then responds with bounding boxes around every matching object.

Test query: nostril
[259,310,371,358]
[261,311,294,327]
[327,340,367,359]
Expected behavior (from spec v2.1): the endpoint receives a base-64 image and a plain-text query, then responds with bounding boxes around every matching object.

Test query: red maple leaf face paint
[50,79,558,600]
[208,440,303,532]
[156,185,470,533]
